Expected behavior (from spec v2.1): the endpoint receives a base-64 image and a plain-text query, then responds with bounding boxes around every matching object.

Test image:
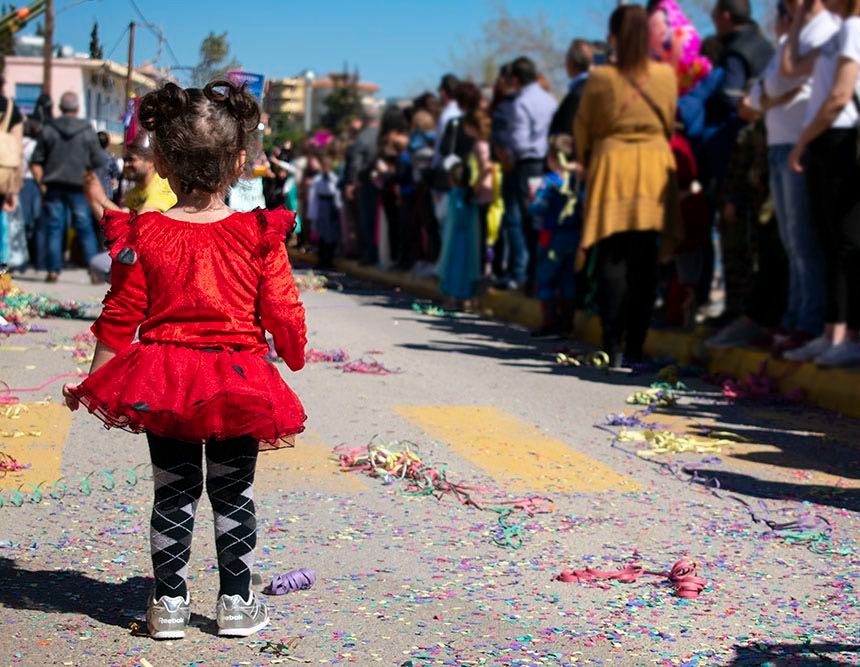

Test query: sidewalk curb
[290,250,860,419]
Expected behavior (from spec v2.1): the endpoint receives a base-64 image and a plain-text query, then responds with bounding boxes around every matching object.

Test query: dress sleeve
[258,209,307,371]
[91,211,149,350]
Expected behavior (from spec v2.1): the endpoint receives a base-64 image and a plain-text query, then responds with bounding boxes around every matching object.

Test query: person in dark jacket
[549,40,596,138]
[31,91,106,283]
[701,0,773,323]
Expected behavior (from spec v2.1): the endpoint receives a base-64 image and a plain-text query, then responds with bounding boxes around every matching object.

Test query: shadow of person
[727,641,859,666]
[0,556,215,634]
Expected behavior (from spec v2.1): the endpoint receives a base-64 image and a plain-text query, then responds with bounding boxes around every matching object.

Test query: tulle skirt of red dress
[70,343,306,450]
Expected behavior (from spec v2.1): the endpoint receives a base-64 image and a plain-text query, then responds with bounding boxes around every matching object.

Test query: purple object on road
[263,568,316,595]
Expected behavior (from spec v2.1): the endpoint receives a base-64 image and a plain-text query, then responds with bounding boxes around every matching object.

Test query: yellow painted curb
[289,249,860,419]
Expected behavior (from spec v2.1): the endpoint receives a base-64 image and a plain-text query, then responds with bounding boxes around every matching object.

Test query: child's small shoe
[146,592,191,639]
[216,590,269,637]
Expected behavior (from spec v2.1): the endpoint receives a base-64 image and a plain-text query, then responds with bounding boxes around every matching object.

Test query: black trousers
[595,231,659,359]
[807,129,860,329]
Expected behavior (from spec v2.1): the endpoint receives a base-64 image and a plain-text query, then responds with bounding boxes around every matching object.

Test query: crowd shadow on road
[330,275,657,388]
[727,641,859,666]
[325,270,860,512]
[658,396,860,512]
[0,556,216,634]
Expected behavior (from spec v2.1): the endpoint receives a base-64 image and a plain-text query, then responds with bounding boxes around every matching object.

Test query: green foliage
[191,31,241,87]
[89,21,103,60]
[321,74,362,134]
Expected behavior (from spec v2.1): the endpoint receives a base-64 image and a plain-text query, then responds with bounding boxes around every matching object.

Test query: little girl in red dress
[62,80,307,640]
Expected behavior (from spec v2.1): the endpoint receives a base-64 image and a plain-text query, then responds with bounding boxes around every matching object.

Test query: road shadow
[727,641,859,666]
[318,270,662,388]
[0,556,216,634]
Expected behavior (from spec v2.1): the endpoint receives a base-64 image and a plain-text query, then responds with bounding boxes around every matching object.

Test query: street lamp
[302,69,315,134]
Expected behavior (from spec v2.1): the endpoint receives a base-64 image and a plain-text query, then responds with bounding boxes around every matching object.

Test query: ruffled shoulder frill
[101,210,140,264]
[255,207,297,257]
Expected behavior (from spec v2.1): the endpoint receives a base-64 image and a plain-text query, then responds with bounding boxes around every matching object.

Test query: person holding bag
[574,3,681,368]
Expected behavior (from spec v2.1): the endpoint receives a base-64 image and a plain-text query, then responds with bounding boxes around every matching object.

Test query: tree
[321,72,363,134]
[89,20,103,59]
[449,2,569,93]
[191,31,241,87]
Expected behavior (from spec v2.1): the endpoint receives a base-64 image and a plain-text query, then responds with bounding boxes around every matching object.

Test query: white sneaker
[216,590,269,637]
[783,335,831,362]
[814,340,860,368]
[146,592,191,640]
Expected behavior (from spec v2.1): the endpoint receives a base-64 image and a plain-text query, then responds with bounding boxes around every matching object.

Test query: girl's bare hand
[62,383,80,411]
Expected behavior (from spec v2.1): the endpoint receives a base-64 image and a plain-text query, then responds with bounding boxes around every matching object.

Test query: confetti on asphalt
[305,348,349,364]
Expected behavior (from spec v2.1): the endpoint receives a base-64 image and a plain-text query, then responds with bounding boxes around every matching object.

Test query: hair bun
[139,82,189,132]
[204,80,261,132]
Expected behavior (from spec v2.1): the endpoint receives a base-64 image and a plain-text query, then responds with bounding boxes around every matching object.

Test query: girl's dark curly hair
[138,80,261,195]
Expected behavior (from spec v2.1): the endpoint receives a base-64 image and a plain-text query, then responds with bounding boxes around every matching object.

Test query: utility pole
[42,0,53,103]
[124,21,135,103]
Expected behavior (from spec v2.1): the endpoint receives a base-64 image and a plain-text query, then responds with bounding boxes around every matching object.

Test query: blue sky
[40,0,614,97]
[40,0,766,98]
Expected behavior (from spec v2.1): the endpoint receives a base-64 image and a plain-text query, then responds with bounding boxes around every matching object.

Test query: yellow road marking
[0,402,71,491]
[395,405,639,492]
[256,429,367,493]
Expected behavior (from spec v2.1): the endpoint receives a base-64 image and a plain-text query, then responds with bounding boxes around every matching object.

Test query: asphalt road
[0,267,858,667]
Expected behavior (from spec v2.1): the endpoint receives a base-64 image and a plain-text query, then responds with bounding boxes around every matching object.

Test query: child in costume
[529,135,583,337]
[437,154,481,306]
[62,80,307,640]
[648,0,712,95]
[307,153,343,270]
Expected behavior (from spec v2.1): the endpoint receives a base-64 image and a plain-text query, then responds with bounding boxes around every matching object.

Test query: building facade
[3,55,160,143]
[263,76,307,135]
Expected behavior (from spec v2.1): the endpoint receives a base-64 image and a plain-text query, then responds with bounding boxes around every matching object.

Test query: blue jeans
[43,186,99,274]
[768,144,825,334]
[501,164,535,285]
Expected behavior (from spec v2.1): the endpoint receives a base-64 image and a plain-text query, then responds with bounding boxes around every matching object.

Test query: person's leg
[519,161,543,292]
[623,231,659,360]
[502,169,527,286]
[68,190,99,265]
[595,233,627,360]
[148,434,204,600]
[359,184,378,264]
[42,189,68,275]
[768,145,798,332]
[785,164,825,336]
[205,436,259,599]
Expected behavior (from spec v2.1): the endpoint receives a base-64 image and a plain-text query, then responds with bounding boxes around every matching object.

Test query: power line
[56,0,99,16]
[127,0,182,69]
[104,24,128,61]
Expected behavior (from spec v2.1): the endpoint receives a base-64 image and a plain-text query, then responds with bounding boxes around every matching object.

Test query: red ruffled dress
[70,208,307,450]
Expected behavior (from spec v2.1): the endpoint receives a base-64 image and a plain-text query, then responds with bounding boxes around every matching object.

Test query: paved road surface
[0,268,857,666]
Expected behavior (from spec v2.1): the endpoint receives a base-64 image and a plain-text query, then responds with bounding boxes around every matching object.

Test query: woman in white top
[738,1,836,353]
[788,0,860,367]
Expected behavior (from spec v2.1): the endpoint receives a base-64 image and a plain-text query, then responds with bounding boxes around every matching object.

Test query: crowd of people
[255,0,860,369]
[2,0,860,369]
